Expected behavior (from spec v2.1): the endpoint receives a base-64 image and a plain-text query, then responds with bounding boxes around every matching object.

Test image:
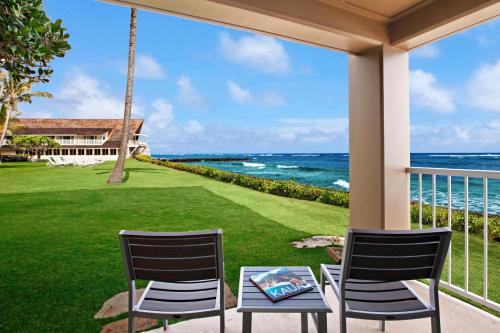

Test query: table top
[237,266,332,313]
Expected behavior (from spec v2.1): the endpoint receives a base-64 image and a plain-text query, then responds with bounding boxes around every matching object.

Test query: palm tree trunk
[0,95,14,156]
[108,7,137,184]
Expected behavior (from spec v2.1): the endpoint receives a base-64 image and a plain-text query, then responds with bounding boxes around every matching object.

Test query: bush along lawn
[141,156,500,241]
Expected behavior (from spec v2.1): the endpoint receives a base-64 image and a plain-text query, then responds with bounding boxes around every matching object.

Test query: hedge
[138,156,499,240]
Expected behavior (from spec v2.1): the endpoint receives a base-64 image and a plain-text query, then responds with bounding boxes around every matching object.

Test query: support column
[348,45,410,230]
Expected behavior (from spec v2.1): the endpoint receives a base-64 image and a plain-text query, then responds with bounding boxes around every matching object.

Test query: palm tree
[108,7,137,184]
[0,76,53,148]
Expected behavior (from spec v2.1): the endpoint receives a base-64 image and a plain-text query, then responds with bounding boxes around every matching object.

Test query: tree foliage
[0,0,71,82]
[10,135,60,160]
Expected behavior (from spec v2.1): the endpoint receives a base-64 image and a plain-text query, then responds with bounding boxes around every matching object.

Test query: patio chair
[119,229,225,333]
[320,228,451,333]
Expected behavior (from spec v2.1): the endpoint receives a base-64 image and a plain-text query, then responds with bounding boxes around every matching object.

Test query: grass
[0,160,497,332]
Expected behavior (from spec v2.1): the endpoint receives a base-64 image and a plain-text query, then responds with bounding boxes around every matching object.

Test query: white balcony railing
[57,139,103,145]
[406,167,500,311]
[128,139,147,146]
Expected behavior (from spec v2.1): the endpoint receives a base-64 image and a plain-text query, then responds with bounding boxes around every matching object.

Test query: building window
[102,149,109,155]
[61,149,68,155]
[46,149,53,155]
[53,149,60,155]
[78,149,84,155]
[110,148,117,155]
[70,149,76,155]
[94,149,101,155]
[86,149,93,155]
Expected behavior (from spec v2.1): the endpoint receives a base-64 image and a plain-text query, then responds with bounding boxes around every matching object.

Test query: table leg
[317,313,327,333]
[242,312,252,333]
[301,313,308,333]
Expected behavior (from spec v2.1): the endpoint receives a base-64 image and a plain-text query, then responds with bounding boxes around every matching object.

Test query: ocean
[152,153,500,214]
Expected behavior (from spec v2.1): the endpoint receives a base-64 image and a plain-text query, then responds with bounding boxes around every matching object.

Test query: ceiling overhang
[100,0,500,53]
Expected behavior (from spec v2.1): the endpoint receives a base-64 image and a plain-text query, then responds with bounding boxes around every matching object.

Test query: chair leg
[220,311,225,333]
[379,320,385,332]
[339,303,347,333]
[320,273,326,293]
[128,315,135,333]
[163,320,168,331]
[431,315,441,333]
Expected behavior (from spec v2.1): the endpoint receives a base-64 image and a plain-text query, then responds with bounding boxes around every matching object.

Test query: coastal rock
[100,317,157,333]
[291,236,344,249]
[94,289,145,319]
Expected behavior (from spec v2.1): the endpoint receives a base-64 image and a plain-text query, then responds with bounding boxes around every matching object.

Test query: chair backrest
[341,228,451,283]
[119,230,223,283]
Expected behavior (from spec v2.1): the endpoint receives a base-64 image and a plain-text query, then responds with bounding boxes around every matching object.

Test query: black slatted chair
[119,230,225,333]
[320,228,451,333]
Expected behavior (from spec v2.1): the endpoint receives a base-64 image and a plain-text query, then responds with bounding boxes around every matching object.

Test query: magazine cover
[249,267,313,302]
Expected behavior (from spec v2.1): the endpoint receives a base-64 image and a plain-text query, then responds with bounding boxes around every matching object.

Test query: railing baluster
[447,175,452,285]
[406,167,499,312]
[432,174,436,228]
[464,176,469,292]
[418,174,423,229]
[483,177,488,300]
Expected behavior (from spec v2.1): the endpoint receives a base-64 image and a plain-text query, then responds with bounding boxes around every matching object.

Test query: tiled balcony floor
[147,281,498,333]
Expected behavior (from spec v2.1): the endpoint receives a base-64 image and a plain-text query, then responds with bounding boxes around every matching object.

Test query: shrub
[144,158,499,240]
[135,154,152,163]
[410,203,499,240]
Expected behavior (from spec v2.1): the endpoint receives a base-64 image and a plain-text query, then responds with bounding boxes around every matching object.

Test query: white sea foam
[291,154,320,157]
[333,180,350,189]
[243,162,266,168]
[277,165,299,169]
[259,154,273,156]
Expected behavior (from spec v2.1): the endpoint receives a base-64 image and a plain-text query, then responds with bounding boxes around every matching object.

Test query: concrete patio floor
[147,281,498,333]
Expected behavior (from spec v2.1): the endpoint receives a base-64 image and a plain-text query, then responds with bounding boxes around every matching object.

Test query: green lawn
[0,160,497,332]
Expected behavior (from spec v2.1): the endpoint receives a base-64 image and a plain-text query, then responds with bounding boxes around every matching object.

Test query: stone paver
[291,236,344,249]
[100,317,157,333]
[95,289,145,319]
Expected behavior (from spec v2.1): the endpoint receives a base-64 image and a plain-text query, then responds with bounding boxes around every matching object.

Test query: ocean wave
[277,165,299,169]
[291,154,320,157]
[243,162,266,168]
[333,180,350,189]
[429,154,500,158]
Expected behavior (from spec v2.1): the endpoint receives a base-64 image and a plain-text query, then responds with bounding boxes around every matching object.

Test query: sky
[21,0,500,154]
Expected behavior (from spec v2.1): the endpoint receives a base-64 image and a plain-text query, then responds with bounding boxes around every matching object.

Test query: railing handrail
[407,167,500,179]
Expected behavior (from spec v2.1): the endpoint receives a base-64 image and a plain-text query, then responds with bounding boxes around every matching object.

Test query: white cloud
[37,71,143,118]
[410,69,455,112]
[466,60,500,112]
[411,120,500,152]
[275,118,348,142]
[185,120,204,135]
[149,99,174,129]
[227,80,286,107]
[227,80,252,104]
[219,32,290,74]
[411,44,440,59]
[177,75,209,110]
[134,54,166,79]
[259,91,286,107]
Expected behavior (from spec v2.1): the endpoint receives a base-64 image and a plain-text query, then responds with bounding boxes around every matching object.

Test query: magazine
[249,267,313,302]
